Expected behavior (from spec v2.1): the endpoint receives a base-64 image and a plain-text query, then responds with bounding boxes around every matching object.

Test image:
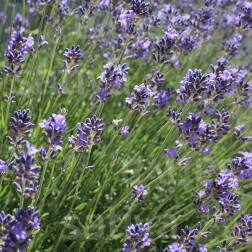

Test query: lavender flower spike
[123,223,151,252]
[132,185,148,203]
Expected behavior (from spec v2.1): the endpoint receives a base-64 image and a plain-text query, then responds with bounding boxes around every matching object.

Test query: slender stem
[0,0,8,37]
[22,0,25,27]
[43,41,58,96]
[118,36,130,65]
[19,177,25,209]
[3,78,14,135]
[110,200,138,237]
[34,149,51,208]
[36,6,46,45]
[9,4,16,36]
[53,147,92,251]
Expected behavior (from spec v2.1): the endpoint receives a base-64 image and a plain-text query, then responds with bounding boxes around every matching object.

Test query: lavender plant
[0,0,251,251]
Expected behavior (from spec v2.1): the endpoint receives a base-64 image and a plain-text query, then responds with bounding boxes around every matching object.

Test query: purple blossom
[202,148,212,155]
[120,126,130,136]
[37,35,48,50]
[0,207,40,251]
[164,147,178,158]
[69,115,104,153]
[132,185,148,203]
[123,223,151,252]
[164,243,186,252]
[188,133,200,144]
[62,45,82,74]
[231,214,252,245]
[96,63,129,102]
[126,83,152,112]
[0,160,8,175]
[6,109,34,149]
[112,119,122,131]
[234,124,245,137]
[39,114,66,159]
[118,9,135,30]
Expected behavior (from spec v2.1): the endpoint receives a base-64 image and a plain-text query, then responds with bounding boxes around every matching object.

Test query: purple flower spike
[69,115,104,153]
[123,223,151,252]
[0,206,40,251]
[62,45,83,74]
[132,185,148,203]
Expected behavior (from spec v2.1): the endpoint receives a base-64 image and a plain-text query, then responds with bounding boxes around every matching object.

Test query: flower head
[132,185,148,203]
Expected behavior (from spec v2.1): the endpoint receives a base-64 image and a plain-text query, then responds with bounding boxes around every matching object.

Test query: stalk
[53,147,92,251]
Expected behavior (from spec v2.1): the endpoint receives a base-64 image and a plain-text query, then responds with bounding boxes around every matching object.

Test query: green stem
[53,147,92,251]
[3,78,14,135]
[0,0,8,37]
[111,200,138,237]
[34,149,51,208]
[43,41,58,96]
[19,177,25,209]
[9,4,16,36]
[22,0,25,27]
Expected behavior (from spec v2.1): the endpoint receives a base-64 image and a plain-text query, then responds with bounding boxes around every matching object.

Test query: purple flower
[37,35,48,50]
[0,160,8,175]
[234,124,245,137]
[6,109,34,149]
[198,243,208,252]
[198,119,207,133]
[202,148,212,155]
[164,147,178,158]
[188,133,200,144]
[132,185,148,203]
[182,121,192,131]
[177,69,210,103]
[112,119,122,131]
[201,204,210,214]
[123,223,151,252]
[39,114,66,146]
[197,190,205,199]
[164,243,186,252]
[62,45,82,74]
[9,143,40,198]
[231,214,252,245]
[69,115,104,153]
[96,63,129,102]
[126,83,152,112]
[120,126,130,136]
[1,206,40,251]
[118,9,135,30]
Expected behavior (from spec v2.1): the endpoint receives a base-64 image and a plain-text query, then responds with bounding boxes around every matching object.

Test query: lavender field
[0,0,252,251]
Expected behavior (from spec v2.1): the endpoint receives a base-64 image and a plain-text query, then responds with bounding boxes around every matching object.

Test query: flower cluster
[194,152,252,224]
[164,223,210,252]
[132,185,148,203]
[0,207,40,251]
[9,142,40,198]
[6,109,34,149]
[231,214,252,245]
[126,83,152,113]
[69,115,104,153]
[166,109,231,157]
[39,113,67,160]
[3,28,34,76]
[123,223,151,252]
[96,63,129,102]
[62,45,84,74]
